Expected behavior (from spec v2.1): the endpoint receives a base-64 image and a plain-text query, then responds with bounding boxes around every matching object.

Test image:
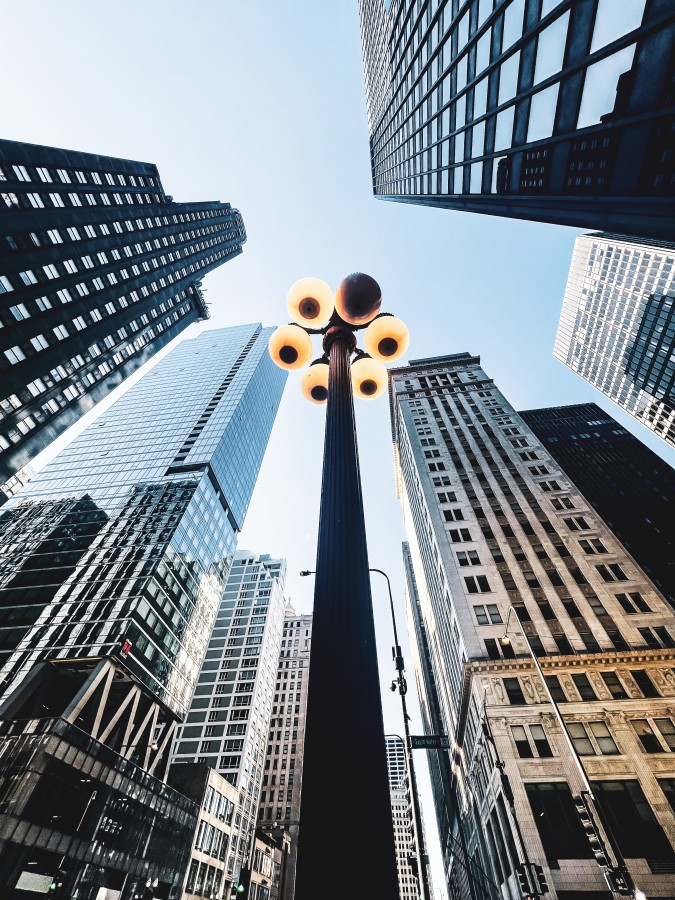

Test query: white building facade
[390,352,675,900]
[554,232,675,449]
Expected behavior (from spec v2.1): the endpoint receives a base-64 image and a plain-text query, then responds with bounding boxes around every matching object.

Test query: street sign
[410,735,450,749]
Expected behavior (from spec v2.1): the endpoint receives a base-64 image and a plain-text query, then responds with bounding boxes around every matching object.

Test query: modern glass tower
[0,138,246,490]
[0,324,285,714]
[554,232,675,449]
[390,352,675,899]
[0,324,285,898]
[520,402,675,609]
[358,0,674,238]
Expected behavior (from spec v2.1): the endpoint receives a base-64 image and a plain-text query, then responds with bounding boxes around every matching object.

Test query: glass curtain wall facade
[0,324,285,716]
[554,232,675,449]
[359,0,675,238]
[0,325,285,900]
[171,551,288,894]
[520,402,675,609]
[390,352,675,899]
[0,138,246,488]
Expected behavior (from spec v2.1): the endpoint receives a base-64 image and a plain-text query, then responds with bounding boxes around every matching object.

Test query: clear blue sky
[5,3,674,896]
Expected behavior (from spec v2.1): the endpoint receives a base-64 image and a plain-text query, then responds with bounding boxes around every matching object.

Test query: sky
[4,2,675,897]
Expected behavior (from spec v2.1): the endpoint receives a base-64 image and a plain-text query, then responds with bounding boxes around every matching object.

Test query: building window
[525,782,593,860]
[571,673,597,701]
[596,563,629,583]
[513,724,553,758]
[503,678,526,705]
[591,779,673,861]
[474,603,502,625]
[544,675,567,703]
[579,538,608,554]
[457,550,481,566]
[601,671,628,700]
[443,507,465,522]
[630,670,660,698]
[568,721,618,755]
[615,592,651,614]
[465,575,491,593]
[449,528,472,543]
[563,516,590,531]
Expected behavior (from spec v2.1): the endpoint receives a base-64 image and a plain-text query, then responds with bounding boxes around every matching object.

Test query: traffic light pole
[370,567,433,900]
[500,607,638,899]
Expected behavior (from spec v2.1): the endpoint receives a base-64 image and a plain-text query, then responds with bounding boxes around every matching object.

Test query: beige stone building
[391,353,675,900]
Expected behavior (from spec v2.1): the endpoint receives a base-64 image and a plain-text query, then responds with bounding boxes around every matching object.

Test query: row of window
[1,161,157,188]
[503,668,667,706]
[511,716,675,759]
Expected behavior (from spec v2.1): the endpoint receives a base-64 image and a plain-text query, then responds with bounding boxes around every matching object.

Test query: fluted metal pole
[294,324,399,900]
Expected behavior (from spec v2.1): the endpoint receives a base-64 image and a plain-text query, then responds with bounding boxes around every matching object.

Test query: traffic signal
[516,863,534,896]
[532,863,548,894]
[605,869,632,896]
[573,793,611,868]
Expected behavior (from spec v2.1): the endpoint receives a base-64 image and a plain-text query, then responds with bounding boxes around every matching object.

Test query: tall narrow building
[386,734,424,900]
[0,324,285,898]
[520,403,675,609]
[257,602,312,900]
[0,138,246,489]
[554,232,675,448]
[390,352,675,899]
[171,551,289,897]
[358,0,674,238]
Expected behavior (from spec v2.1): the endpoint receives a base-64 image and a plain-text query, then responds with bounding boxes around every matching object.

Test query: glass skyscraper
[0,324,285,899]
[554,232,675,449]
[0,138,246,491]
[0,323,285,716]
[359,0,674,238]
[390,352,675,899]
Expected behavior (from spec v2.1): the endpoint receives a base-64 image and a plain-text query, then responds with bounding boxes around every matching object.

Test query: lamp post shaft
[294,330,399,900]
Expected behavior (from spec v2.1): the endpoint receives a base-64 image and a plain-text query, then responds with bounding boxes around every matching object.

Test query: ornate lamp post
[268,273,409,900]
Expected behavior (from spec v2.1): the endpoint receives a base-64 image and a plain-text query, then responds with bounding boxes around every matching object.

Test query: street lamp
[269,273,409,900]
[300,565,433,900]
[500,606,643,900]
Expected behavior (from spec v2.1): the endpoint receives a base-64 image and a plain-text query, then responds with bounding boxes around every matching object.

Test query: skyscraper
[358,0,674,238]
[0,325,285,898]
[390,352,675,899]
[171,550,289,895]
[257,602,312,900]
[0,138,246,490]
[554,232,675,448]
[520,402,675,609]
[386,734,424,900]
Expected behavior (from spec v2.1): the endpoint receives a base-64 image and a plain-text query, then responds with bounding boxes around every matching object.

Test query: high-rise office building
[171,551,288,895]
[390,352,675,899]
[358,0,674,238]
[0,138,246,490]
[386,734,422,900]
[554,232,675,448]
[257,602,312,900]
[0,325,285,898]
[520,402,675,609]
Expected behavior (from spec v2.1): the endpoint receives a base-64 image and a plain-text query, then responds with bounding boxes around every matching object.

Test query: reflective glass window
[476,30,491,75]
[527,82,559,142]
[590,0,645,54]
[498,52,520,105]
[474,77,489,118]
[494,105,515,151]
[577,46,636,129]
[502,0,525,52]
[533,12,570,84]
